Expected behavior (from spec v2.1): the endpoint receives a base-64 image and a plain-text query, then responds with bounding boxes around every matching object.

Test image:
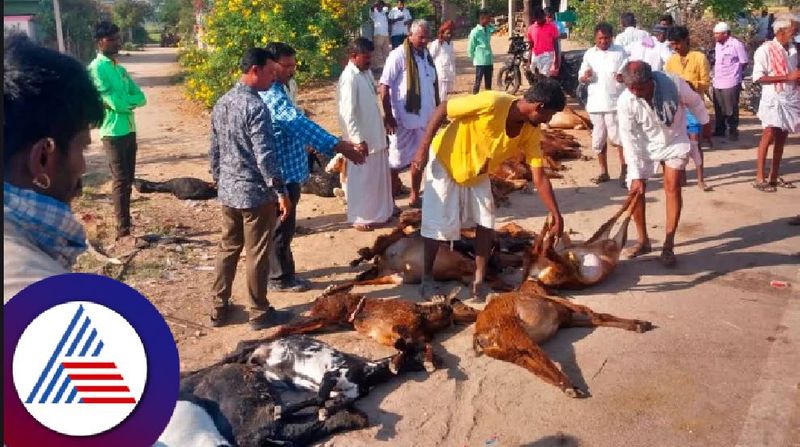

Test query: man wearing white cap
[712,22,748,140]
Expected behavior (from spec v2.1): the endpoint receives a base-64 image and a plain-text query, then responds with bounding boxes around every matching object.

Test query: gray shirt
[209,82,285,209]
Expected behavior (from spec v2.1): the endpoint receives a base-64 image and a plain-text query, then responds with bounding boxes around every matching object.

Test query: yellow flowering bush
[179,0,367,108]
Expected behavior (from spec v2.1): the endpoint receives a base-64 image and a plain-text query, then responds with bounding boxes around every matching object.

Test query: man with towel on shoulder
[380,19,439,201]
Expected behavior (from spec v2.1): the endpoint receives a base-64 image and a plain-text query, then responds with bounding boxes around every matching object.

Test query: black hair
[594,22,614,36]
[265,41,296,59]
[532,7,545,21]
[4,34,104,168]
[620,12,636,28]
[523,77,566,112]
[544,6,555,17]
[239,47,272,72]
[94,20,119,40]
[666,25,689,42]
[347,37,374,55]
[659,14,674,26]
[478,8,491,18]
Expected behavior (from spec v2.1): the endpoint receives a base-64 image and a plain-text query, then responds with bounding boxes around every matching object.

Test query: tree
[112,0,153,42]
[35,0,102,62]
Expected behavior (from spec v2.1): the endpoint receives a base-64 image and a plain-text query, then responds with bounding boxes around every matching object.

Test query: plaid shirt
[260,83,339,183]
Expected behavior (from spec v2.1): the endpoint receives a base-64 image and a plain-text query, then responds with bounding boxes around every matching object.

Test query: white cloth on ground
[752,40,800,132]
[420,150,494,241]
[617,74,710,181]
[345,150,393,225]
[589,112,620,152]
[579,45,628,113]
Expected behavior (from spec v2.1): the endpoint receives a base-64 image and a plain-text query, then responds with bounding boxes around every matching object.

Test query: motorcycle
[497,34,536,95]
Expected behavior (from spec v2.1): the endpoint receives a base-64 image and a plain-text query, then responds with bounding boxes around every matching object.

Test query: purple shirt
[713,36,748,89]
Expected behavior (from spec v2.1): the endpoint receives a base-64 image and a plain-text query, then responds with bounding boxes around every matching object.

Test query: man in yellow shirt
[409,78,567,300]
[664,26,712,191]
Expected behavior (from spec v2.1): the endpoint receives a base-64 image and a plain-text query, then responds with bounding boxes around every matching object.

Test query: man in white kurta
[579,23,628,186]
[617,61,709,268]
[379,19,438,198]
[337,38,394,230]
[751,17,800,191]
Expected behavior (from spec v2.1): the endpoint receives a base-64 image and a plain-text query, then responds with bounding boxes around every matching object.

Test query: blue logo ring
[4,273,179,447]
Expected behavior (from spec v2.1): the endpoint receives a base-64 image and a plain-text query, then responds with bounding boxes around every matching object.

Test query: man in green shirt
[468,8,494,94]
[88,21,146,239]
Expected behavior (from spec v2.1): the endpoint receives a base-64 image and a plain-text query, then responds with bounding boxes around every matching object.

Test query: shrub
[572,0,661,44]
[180,0,367,108]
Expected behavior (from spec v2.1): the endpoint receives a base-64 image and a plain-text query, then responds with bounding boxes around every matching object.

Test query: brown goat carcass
[473,283,653,397]
[523,193,638,289]
[346,210,535,290]
[261,286,479,372]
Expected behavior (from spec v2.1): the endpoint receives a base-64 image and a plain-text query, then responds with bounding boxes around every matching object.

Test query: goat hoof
[424,361,436,373]
[318,408,328,421]
[389,362,399,375]
[564,387,586,398]
[635,320,654,333]
[323,284,336,295]
[273,405,282,420]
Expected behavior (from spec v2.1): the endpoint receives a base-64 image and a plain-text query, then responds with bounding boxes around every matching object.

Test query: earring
[33,173,51,190]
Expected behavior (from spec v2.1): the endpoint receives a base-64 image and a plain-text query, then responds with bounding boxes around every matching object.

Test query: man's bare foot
[419,280,446,300]
[659,248,677,268]
[623,241,652,259]
[470,281,491,302]
[697,181,712,192]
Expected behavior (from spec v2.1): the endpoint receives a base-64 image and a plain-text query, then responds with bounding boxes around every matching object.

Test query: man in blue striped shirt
[261,42,367,292]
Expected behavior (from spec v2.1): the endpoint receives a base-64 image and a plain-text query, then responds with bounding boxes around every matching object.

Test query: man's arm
[90,63,134,112]
[338,75,364,146]
[678,77,709,125]
[532,166,563,237]
[409,101,448,201]
[617,98,647,194]
[753,47,800,84]
[467,29,477,60]
[123,69,147,108]
[209,112,220,184]
[697,54,711,94]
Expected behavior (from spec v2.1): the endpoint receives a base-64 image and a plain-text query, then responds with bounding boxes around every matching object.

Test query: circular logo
[4,274,179,447]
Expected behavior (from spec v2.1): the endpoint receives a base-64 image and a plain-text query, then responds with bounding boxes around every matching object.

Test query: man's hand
[277,194,293,223]
[579,68,593,84]
[384,115,397,135]
[356,141,369,157]
[551,213,565,240]
[336,140,367,165]
[628,179,645,196]
[788,70,800,82]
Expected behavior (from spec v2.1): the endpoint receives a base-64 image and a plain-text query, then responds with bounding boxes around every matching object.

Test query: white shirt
[627,37,672,72]
[371,7,390,36]
[427,39,456,81]
[388,7,412,36]
[614,26,650,53]
[579,45,628,113]
[752,40,800,131]
[379,44,437,129]
[752,39,799,99]
[617,75,710,180]
[337,61,388,153]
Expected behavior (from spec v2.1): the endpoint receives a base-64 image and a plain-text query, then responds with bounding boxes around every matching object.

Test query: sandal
[771,177,796,189]
[659,249,677,268]
[591,173,610,184]
[752,181,777,193]
[623,241,652,259]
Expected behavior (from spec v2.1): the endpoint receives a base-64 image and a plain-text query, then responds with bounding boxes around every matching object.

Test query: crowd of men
[3,10,799,327]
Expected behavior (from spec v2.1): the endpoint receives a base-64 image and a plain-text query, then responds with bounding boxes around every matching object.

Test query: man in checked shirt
[261,42,367,293]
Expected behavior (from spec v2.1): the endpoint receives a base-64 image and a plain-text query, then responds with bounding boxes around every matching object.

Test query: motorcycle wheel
[498,66,521,95]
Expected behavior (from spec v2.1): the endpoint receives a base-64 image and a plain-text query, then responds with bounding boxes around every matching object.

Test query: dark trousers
[212,201,277,312]
[269,182,301,282]
[391,34,406,49]
[102,133,138,233]
[473,65,493,94]
[712,86,741,135]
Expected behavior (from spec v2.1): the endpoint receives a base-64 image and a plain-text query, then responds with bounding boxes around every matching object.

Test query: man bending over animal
[409,79,567,301]
[617,60,709,268]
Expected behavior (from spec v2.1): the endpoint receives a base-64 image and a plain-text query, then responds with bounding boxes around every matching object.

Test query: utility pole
[53,0,66,52]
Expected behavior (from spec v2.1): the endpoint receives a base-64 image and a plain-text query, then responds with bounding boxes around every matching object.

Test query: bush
[572,0,661,44]
[180,0,367,108]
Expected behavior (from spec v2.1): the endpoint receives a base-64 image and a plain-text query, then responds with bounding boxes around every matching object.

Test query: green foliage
[180,0,368,108]
[112,0,154,43]
[703,0,764,20]
[406,0,435,21]
[572,0,661,44]
[34,0,102,63]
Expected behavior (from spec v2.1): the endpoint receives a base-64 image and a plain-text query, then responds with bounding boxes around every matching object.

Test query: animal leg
[542,296,653,333]
[584,192,639,245]
[423,343,436,372]
[351,273,405,287]
[476,318,585,397]
[262,317,331,341]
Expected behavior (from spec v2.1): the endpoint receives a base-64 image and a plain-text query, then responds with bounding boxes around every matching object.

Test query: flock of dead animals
[139,127,657,446]
[163,195,653,446]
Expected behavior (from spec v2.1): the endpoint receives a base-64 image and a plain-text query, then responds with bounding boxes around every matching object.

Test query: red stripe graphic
[81,397,137,404]
[61,362,117,368]
[68,374,124,380]
[75,385,130,392]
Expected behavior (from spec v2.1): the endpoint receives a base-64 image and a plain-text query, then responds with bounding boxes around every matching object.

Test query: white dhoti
[345,149,394,225]
[757,90,800,133]
[388,126,425,169]
[421,152,495,241]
